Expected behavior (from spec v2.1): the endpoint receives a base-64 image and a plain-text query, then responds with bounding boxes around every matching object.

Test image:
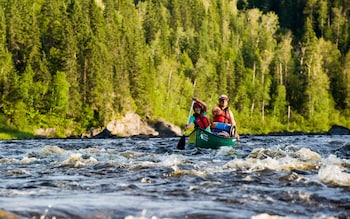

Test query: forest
[0,0,349,138]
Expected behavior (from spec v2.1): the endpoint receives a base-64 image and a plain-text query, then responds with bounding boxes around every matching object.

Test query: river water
[0,134,350,219]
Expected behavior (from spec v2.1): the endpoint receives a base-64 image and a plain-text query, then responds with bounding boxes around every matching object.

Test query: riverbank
[0,127,34,140]
[0,112,349,140]
[0,112,183,140]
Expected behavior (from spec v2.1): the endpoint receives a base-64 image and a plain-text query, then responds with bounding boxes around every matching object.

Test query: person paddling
[185,97,211,132]
[211,94,240,140]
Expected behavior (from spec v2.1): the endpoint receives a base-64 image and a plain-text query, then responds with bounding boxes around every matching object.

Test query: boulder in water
[328,125,350,135]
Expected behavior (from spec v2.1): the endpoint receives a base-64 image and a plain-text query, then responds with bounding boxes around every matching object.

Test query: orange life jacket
[194,113,211,129]
[213,108,231,123]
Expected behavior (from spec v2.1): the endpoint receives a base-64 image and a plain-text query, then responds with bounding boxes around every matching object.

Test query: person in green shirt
[185,97,211,132]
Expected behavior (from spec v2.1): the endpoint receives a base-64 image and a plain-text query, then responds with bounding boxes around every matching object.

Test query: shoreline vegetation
[0,115,349,140]
[0,1,350,139]
[0,127,34,140]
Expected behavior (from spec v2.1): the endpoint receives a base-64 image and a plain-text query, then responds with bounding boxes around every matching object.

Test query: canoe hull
[189,128,237,149]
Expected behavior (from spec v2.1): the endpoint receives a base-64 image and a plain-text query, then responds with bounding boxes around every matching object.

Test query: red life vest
[213,108,231,123]
[194,113,211,129]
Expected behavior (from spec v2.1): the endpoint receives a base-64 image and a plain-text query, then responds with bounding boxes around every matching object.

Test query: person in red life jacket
[211,94,240,140]
[185,97,211,132]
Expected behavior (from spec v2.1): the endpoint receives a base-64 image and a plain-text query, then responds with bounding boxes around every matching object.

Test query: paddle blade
[176,135,186,150]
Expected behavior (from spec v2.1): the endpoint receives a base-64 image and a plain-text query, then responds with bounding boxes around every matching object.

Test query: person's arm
[212,106,220,117]
[185,122,193,131]
[229,110,240,140]
[234,126,240,140]
[228,110,236,126]
[192,97,208,112]
[185,115,195,130]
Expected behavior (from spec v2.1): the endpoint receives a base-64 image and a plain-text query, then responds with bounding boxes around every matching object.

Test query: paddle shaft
[184,100,195,131]
[177,100,195,150]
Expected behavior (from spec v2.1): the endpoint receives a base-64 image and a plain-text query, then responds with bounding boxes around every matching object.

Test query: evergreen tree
[104,0,134,115]
[0,6,14,108]
[119,0,150,117]
[86,0,114,125]
[328,6,350,54]
[5,0,51,115]
[142,0,161,44]
[50,71,70,114]
[342,51,350,116]
[19,64,34,108]
[299,18,332,131]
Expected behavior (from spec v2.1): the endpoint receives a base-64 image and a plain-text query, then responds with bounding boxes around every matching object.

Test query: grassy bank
[0,127,34,140]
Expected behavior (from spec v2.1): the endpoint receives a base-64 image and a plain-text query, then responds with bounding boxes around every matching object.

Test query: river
[0,134,349,219]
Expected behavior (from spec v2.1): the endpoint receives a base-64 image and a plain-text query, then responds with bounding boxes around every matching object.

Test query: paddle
[176,100,195,150]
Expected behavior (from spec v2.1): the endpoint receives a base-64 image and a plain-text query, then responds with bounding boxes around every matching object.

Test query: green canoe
[188,128,237,149]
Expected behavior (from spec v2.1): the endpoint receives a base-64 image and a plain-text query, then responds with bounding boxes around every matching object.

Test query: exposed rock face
[35,112,183,138]
[106,112,159,137]
[100,113,182,138]
[34,128,56,138]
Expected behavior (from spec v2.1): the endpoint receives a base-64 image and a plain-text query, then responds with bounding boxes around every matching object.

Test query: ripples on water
[0,135,350,219]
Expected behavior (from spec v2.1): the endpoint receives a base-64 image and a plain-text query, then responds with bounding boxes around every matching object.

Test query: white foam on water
[224,146,322,173]
[215,146,237,156]
[40,145,67,156]
[125,209,159,219]
[159,154,182,167]
[158,154,210,178]
[7,169,31,176]
[318,165,350,186]
[224,155,320,173]
[121,150,146,159]
[322,154,348,166]
[20,156,37,163]
[293,148,321,160]
[251,213,293,219]
[318,154,350,186]
[82,147,102,154]
[61,153,97,168]
[0,158,18,163]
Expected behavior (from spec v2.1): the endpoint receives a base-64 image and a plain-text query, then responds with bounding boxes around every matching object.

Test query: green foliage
[0,0,349,139]
[0,112,33,139]
[50,71,70,114]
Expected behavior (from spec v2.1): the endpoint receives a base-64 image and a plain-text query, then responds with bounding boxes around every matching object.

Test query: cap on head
[218,94,229,101]
[193,101,202,109]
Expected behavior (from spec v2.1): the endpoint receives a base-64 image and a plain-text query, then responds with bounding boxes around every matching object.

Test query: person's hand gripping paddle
[176,100,195,150]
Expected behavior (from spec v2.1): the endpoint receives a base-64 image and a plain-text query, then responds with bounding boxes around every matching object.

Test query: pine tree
[0,6,14,106]
[299,18,332,131]
[342,51,350,116]
[50,71,70,114]
[104,0,136,115]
